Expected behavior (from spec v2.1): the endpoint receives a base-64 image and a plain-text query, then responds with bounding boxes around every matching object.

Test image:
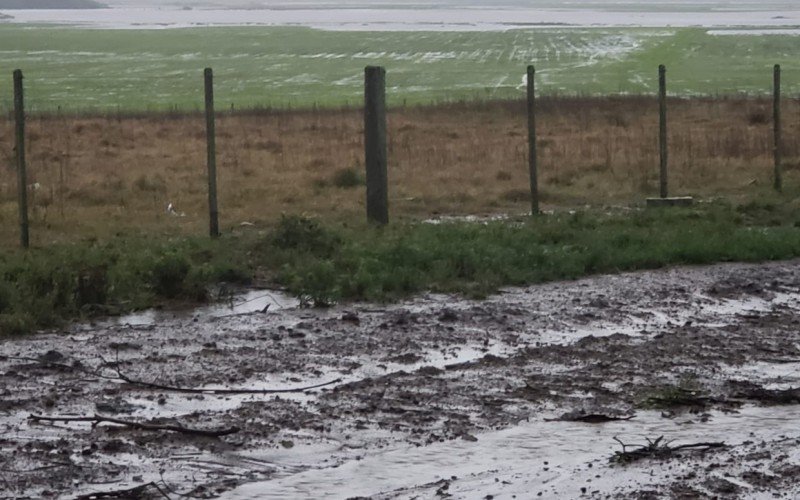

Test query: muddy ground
[2,260,800,499]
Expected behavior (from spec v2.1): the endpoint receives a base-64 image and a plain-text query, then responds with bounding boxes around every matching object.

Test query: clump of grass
[0,236,251,337]
[268,214,341,258]
[331,167,365,189]
[6,199,800,336]
[262,200,800,307]
[133,174,166,193]
[640,376,708,409]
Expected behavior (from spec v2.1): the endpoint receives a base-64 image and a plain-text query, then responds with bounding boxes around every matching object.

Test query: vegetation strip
[2,200,800,336]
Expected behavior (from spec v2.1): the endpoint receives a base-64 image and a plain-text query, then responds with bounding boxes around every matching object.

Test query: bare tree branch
[74,481,169,500]
[29,414,239,438]
[111,369,342,395]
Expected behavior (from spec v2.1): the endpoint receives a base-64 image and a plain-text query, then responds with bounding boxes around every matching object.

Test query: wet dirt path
[2,260,800,498]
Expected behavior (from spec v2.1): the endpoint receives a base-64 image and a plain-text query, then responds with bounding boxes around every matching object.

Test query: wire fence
[3,64,798,248]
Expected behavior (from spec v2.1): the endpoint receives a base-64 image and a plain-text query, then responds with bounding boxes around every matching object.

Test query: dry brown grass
[0,96,798,245]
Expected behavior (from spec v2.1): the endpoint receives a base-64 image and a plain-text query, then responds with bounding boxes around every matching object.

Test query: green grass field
[0,25,799,111]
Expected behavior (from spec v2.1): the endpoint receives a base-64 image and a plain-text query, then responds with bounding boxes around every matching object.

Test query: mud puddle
[224,405,800,499]
[2,259,800,498]
[91,288,300,329]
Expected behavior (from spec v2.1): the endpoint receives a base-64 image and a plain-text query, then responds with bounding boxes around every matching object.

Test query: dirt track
[3,260,800,499]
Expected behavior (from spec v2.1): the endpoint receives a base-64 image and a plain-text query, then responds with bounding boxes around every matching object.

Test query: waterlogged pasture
[0,26,799,111]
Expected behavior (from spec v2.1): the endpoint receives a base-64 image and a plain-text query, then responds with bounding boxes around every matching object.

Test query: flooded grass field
[1,25,799,111]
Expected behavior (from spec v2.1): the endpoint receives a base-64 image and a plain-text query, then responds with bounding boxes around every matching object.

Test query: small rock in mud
[386,353,423,364]
[101,439,129,454]
[38,350,66,363]
[95,398,141,415]
[704,476,741,494]
[549,409,635,423]
[438,309,459,322]
[108,341,142,351]
[731,381,800,405]
[418,366,444,376]
[341,311,360,323]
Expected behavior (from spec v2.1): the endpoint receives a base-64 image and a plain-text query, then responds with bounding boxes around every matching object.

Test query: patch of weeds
[0,236,255,335]
[746,110,769,125]
[0,313,35,337]
[639,381,711,409]
[285,260,341,307]
[133,174,167,193]
[501,188,530,203]
[268,214,341,258]
[331,167,365,189]
[76,265,109,310]
[151,252,192,299]
[495,170,512,181]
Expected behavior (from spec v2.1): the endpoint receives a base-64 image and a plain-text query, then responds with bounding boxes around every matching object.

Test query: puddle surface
[99,288,299,328]
[223,405,800,499]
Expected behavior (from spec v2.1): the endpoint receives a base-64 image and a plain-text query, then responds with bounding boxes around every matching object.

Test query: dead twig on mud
[730,381,800,405]
[74,481,170,500]
[545,410,635,423]
[2,353,341,395]
[611,435,726,464]
[29,414,240,438]
[0,461,78,474]
[111,369,342,395]
[0,354,83,373]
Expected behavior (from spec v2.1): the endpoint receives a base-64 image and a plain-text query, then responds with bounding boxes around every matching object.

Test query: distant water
[2,6,800,31]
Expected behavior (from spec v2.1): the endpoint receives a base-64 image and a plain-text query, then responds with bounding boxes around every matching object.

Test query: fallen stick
[611,435,726,464]
[2,353,342,395]
[29,414,240,438]
[112,370,342,395]
[74,481,169,500]
[0,354,81,372]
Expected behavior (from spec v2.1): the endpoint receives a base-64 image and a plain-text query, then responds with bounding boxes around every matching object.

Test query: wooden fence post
[204,68,220,237]
[658,64,668,199]
[527,65,539,215]
[364,66,388,225]
[14,69,29,249]
[773,64,782,192]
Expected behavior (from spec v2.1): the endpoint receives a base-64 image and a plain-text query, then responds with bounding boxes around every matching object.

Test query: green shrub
[331,167,365,188]
[151,252,192,299]
[0,312,35,337]
[268,215,341,258]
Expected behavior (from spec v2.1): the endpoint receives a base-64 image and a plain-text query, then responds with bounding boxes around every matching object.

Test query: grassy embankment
[2,200,800,336]
[0,95,799,335]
